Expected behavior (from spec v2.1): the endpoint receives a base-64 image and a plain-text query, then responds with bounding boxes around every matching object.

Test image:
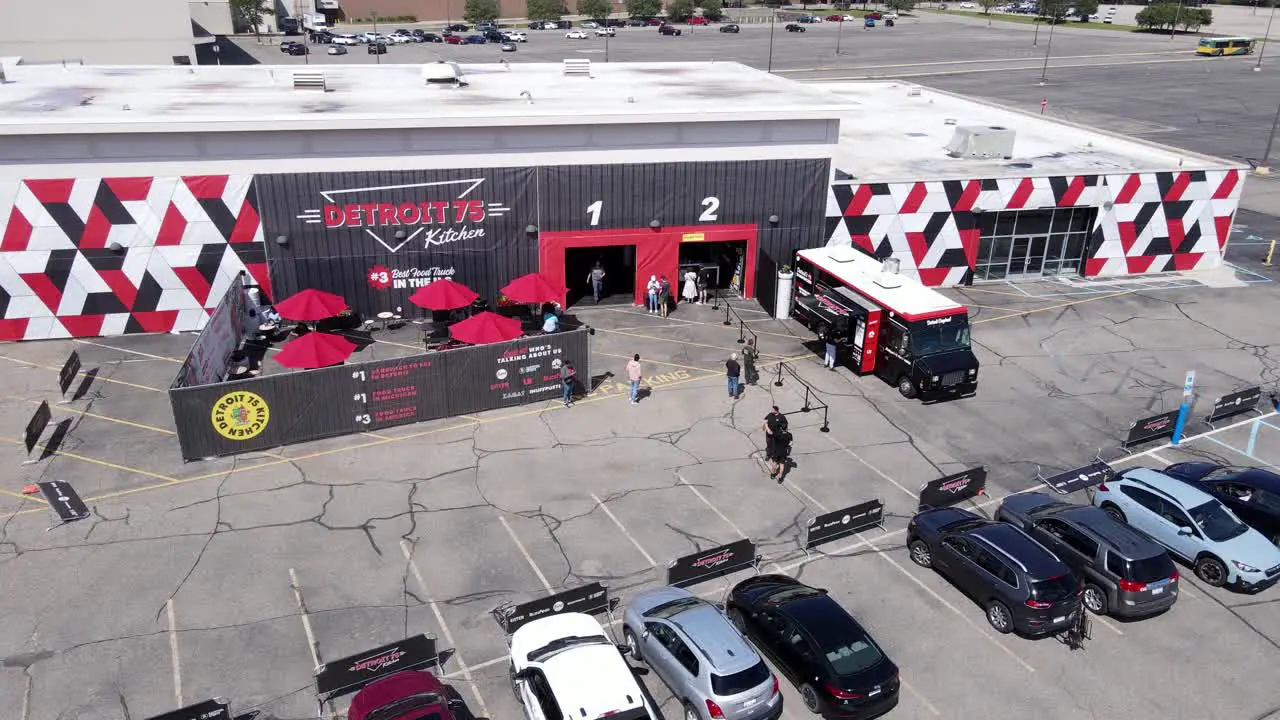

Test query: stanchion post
[1171,370,1195,445]
[802,386,812,412]
[774,362,784,387]
[723,303,732,326]
[737,319,746,344]
[820,406,830,433]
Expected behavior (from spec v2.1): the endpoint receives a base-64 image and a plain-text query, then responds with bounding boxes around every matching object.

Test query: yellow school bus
[1196,37,1255,56]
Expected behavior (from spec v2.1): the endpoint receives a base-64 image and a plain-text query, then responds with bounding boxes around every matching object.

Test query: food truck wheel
[897,376,918,398]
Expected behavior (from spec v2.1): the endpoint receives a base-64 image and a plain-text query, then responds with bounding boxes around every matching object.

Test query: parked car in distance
[285,42,309,55]
[582,20,600,27]
[463,34,487,44]
[565,30,589,39]
[726,575,899,720]
[628,18,649,26]
[996,492,1180,617]
[865,11,882,19]
[326,44,347,54]
[908,507,1084,635]
[386,33,412,44]
[959,1,978,7]
[446,23,469,32]
[483,28,505,41]
[502,30,528,41]
[367,41,387,54]
[330,33,360,44]
[347,670,462,720]
[719,23,740,32]
[605,18,628,26]
[647,18,664,25]
[622,586,783,720]
[360,31,384,42]
[1094,467,1280,590]
[659,24,682,35]
[797,14,821,22]
[595,27,616,36]
[689,16,709,24]
[1162,463,1280,546]
[501,42,517,51]
[784,23,805,32]
[421,32,443,42]
[444,34,463,44]
[510,613,658,720]
[825,14,844,21]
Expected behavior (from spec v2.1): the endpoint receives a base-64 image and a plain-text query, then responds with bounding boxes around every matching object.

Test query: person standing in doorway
[682,268,699,306]
[626,353,643,405]
[742,339,759,385]
[726,352,742,399]
[588,262,606,304]
[659,275,672,318]
[560,360,576,407]
[763,406,790,480]
[697,268,709,305]
[824,337,838,371]
[646,275,660,314]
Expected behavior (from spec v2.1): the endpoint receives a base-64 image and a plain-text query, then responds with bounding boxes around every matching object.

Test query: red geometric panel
[1212,169,1239,200]
[155,203,188,246]
[1164,171,1191,202]
[2,208,32,251]
[844,184,874,217]
[0,318,29,341]
[1058,176,1086,207]
[182,175,229,200]
[1214,214,1234,250]
[1125,255,1156,274]
[900,183,927,214]
[1114,174,1142,204]
[905,231,929,265]
[21,274,64,314]
[954,181,980,212]
[1172,253,1203,271]
[104,177,153,202]
[243,262,273,302]
[229,196,261,244]
[131,310,180,333]
[59,314,106,338]
[959,228,980,269]
[1083,258,1108,277]
[97,269,139,309]
[916,268,951,287]
[172,266,214,306]
[24,179,75,204]
[1117,222,1138,254]
[80,206,113,250]
[1007,178,1034,209]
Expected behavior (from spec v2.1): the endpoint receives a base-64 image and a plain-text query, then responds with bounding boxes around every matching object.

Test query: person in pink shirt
[626,353,643,404]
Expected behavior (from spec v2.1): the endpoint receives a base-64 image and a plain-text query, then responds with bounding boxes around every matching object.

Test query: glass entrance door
[974,209,1097,282]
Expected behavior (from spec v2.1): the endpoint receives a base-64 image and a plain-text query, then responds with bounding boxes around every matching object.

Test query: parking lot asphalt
[3,264,1280,720]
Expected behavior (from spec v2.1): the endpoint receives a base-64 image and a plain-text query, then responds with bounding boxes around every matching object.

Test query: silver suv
[623,586,782,720]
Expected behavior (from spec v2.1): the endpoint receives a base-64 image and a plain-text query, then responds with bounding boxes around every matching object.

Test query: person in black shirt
[763,406,790,480]
[726,353,741,399]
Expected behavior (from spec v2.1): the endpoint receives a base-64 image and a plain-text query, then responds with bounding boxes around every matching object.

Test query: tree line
[465,0,725,24]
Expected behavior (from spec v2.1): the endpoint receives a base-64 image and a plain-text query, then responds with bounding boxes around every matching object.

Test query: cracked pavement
[2,274,1280,720]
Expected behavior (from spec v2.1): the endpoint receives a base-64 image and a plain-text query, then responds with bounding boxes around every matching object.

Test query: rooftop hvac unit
[563,58,591,77]
[292,70,326,91]
[422,61,466,85]
[946,125,1016,160]
[875,257,903,289]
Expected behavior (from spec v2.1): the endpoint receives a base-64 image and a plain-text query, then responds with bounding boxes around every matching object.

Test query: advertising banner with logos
[172,273,248,389]
[256,168,539,318]
[169,328,590,460]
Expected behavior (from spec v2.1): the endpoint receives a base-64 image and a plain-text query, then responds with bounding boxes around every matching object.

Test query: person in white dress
[682,270,699,304]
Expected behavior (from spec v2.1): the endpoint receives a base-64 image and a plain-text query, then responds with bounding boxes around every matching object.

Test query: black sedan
[727,575,899,719]
[719,23,740,32]
[785,23,806,32]
[1164,463,1280,545]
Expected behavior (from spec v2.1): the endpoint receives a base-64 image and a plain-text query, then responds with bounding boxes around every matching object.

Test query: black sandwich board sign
[23,400,51,456]
[498,582,611,634]
[919,467,987,510]
[1206,386,1262,426]
[58,350,81,398]
[1039,461,1114,496]
[1123,410,1179,449]
[316,633,440,701]
[38,481,89,523]
[667,539,759,588]
[804,499,885,551]
[144,699,232,720]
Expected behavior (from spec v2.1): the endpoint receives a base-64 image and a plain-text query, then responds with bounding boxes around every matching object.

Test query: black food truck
[792,246,978,398]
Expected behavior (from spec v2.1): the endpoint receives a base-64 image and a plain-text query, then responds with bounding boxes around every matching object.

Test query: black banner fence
[919,467,987,510]
[57,350,81,400]
[170,327,591,460]
[492,582,613,635]
[803,499,884,551]
[667,538,759,588]
[1206,386,1262,426]
[1122,409,1179,449]
[39,481,90,524]
[22,400,51,459]
[1037,460,1114,496]
[144,699,232,720]
[172,273,250,390]
[316,634,441,702]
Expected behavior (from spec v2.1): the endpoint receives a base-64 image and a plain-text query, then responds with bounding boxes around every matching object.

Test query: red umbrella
[501,273,568,305]
[449,311,523,345]
[274,332,357,369]
[274,289,349,322]
[408,279,479,311]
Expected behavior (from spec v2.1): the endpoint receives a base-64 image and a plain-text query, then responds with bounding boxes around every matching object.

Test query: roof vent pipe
[876,257,903,289]
[520,90,533,104]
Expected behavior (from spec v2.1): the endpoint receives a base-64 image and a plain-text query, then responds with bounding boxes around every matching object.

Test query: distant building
[332,0,625,23]
[0,0,231,66]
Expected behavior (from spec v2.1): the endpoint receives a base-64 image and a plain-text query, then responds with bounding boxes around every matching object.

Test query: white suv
[503,30,528,41]
[511,613,658,720]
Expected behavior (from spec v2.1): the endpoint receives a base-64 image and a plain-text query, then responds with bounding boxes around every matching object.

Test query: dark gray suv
[997,492,1180,618]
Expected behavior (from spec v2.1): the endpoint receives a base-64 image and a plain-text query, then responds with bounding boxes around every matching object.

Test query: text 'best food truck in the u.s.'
[792,246,979,399]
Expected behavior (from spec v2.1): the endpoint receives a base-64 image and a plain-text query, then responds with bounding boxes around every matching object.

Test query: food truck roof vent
[875,258,903,289]
[423,61,467,86]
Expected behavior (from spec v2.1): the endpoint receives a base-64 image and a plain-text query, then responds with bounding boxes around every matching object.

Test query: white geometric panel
[67,178,98,219]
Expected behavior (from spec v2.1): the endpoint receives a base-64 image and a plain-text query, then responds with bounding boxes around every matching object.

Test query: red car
[348,670,457,720]
[689,16,708,24]
[659,23,682,35]
[866,11,883,19]
[444,34,462,44]
[825,14,844,21]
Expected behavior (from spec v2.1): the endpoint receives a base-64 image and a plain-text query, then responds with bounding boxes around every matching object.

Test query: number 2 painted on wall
[586,200,603,226]
[699,196,720,222]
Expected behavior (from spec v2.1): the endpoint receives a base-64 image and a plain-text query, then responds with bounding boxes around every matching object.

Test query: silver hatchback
[623,586,782,720]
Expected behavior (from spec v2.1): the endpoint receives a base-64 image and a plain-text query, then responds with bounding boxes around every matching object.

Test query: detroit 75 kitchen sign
[256,168,538,314]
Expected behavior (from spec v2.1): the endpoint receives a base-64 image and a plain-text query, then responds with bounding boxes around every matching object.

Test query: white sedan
[595,27,616,36]
[385,34,413,43]
[565,30,589,39]
[503,31,528,41]
[959,1,977,7]
[330,34,360,45]
[582,20,600,28]
[326,44,348,54]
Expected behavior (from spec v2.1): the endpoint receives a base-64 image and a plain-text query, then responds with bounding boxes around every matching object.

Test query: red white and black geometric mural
[0,176,267,341]
[825,169,1244,286]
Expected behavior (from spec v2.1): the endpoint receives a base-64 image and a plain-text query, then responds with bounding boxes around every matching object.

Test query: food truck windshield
[907,315,971,356]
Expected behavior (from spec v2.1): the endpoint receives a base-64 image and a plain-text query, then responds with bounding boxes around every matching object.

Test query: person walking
[763,406,790,480]
[824,338,838,371]
[588,262,606,304]
[726,353,742,399]
[742,338,759,385]
[626,353,643,405]
[646,275,660,314]
[682,268,699,306]
[560,360,576,407]
[697,268,710,305]
[658,275,672,318]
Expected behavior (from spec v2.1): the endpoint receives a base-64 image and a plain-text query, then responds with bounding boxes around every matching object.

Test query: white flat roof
[0,60,855,135]
[798,246,964,322]
[812,81,1241,182]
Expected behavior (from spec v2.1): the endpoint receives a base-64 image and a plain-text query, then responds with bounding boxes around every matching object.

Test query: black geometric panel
[872,240,893,260]
[44,203,86,245]
[93,182,136,225]
[81,291,130,316]
[869,183,891,196]
[131,271,165,313]
[1154,172,1175,200]
[0,283,9,319]
[1133,202,1160,237]
[954,212,978,231]
[79,247,127,272]
[45,249,79,293]
[197,198,238,240]
[1178,220,1202,254]
[942,180,965,209]
[831,185,855,216]
[938,247,969,268]
[1163,201,1192,220]
[195,243,228,284]
[844,215,878,237]
[1145,235,1173,256]
[825,215,845,241]
[1189,170,1207,183]
[980,178,999,191]
[1083,175,1100,187]
[923,212,949,240]
[1048,176,1069,203]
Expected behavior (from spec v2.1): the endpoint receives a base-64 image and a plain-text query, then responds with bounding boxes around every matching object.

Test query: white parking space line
[591,493,657,566]
[73,338,182,362]
[20,669,31,720]
[166,598,184,708]
[1092,614,1125,636]
[499,515,555,593]
[823,435,919,501]
[1147,450,1174,465]
[784,481,828,513]
[1111,411,1279,466]
[678,473,749,538]
[900,678,942,716]
[401,539,491,719]
[288,568,322,670]
[1205,435,1280,472]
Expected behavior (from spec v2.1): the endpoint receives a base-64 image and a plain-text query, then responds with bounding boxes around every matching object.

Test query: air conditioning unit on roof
[946,125,1016,160]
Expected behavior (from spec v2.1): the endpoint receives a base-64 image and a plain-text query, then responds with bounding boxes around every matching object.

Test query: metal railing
[771,362,831,433]
[713,288,759,348]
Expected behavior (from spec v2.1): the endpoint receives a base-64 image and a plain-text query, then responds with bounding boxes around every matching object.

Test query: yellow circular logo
[211,391,270,441]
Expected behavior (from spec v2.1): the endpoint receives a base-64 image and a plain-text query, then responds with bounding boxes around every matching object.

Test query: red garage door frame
[538,224,758,308]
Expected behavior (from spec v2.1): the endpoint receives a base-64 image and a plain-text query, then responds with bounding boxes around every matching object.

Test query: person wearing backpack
[658,275,672,318]
[763,405,791,480]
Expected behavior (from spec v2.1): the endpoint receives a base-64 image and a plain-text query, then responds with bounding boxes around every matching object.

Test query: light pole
[836,15,846,54]
[371,9,381,64]
[767,10,777,72]
[1032,15,1040,46]
[1038,14,1057,83]
[1262,98,1280,172]
[1169,0,1184,40]
[1257,1,1277,70]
